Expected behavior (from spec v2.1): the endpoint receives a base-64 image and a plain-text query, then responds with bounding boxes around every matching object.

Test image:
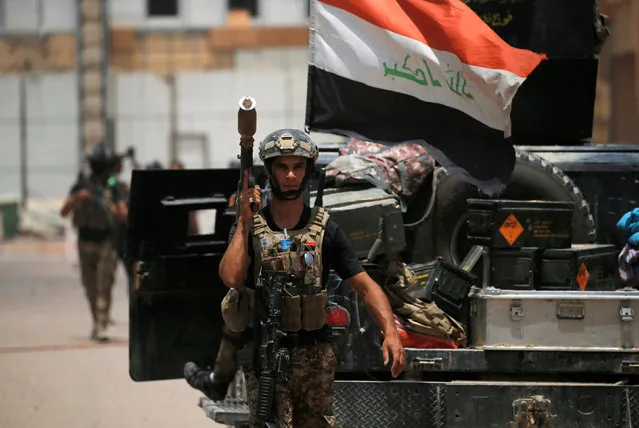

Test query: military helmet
[84,142,113,176]
[86,142,113,161]
[258,129,318,162]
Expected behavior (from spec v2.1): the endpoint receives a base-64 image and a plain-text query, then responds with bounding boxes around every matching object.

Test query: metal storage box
[466,199,574,249]
[470,287,639,351]
[404,257,476,321]
[309,186,406,259]
[539,243,623,291]
[488,247,541,290]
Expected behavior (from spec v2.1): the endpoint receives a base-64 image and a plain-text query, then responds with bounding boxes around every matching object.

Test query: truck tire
[433,149,596,265]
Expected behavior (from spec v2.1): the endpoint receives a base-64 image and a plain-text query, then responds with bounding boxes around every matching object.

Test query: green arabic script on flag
[382,54,474,100]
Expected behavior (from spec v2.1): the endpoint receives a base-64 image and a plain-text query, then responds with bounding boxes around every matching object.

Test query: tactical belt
[279,327,330,348]
[236,327,330,369]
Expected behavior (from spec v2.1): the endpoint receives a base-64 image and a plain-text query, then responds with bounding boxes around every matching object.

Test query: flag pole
[304,0,319,135]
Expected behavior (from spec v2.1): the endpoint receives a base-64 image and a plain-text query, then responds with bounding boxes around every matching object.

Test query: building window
[227,0,258,17]
[147,0,179,17]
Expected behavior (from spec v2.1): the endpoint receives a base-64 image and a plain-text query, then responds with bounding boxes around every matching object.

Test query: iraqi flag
[305,0,547,195]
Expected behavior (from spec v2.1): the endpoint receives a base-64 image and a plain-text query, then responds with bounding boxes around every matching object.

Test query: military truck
[125,0,639,426]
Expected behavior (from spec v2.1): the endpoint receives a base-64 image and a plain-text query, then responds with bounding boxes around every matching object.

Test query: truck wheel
[434,149,596,265]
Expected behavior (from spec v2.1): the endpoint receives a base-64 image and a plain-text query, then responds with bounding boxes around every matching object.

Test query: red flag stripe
[317,0,546,77]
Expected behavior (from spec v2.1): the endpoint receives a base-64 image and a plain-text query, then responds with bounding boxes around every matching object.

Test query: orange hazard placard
[576,262,589,290]
[499,214,524,245]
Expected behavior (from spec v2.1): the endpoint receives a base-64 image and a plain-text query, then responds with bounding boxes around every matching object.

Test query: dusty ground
[0,238,224,428]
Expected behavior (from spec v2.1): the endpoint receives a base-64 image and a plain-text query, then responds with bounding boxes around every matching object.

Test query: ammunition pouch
[302,290,329,331]
[221,287,254,333]
[279,289,329,332]
[281,295,302,332]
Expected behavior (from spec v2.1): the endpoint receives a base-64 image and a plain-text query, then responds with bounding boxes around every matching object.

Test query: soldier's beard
[270,179,303,201]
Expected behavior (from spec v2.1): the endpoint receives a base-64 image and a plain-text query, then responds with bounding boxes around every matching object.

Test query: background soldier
[212,129,404,427]
[59,143,127,341]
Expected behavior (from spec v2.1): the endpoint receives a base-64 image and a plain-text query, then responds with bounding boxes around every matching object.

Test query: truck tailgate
[200,380,639,427]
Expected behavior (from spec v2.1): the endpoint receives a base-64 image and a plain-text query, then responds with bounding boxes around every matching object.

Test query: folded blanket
[619,244,639,288]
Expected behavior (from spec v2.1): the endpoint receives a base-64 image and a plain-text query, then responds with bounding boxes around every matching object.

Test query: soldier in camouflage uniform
[206,129,405,427]
[60,143,127,341]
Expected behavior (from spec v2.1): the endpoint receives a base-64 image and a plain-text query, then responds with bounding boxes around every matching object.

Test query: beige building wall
[595,0,639,143]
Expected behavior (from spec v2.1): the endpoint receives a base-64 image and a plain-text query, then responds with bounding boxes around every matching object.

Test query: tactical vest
[252,207,330,332]
[72,183,116,230]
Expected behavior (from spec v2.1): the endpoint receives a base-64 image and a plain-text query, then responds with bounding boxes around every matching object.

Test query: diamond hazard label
[576,263,590,291]
[499,214,524,246]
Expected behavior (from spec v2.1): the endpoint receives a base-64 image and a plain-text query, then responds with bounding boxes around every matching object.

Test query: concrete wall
[1,0,76,33]
[0,72,79,199]
[0,47,341,199]
[110,0,309,28]
[0,0,310,33]
[113,47,312,170]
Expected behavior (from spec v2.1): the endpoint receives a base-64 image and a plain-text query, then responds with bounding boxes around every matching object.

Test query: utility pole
[167,73,178,163]
[167,33,178,163]
[19,75,28,208]
[19,61,32,208]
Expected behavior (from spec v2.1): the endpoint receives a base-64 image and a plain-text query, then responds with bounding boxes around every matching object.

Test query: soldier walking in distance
[60,143,127,341]
[186,129,405,427]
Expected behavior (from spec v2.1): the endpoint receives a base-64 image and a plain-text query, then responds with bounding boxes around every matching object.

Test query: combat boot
[91,323,109,342]
[184,362,229,401]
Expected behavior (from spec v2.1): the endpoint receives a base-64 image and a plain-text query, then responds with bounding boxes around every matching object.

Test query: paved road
[0,246,224,428]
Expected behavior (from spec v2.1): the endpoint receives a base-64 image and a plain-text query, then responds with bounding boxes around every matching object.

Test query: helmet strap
[270,181,304,201]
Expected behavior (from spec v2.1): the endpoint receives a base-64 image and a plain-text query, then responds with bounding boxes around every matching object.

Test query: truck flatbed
[201,374,639,427]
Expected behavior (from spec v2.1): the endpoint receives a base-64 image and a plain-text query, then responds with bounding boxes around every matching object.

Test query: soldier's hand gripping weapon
[254,273,290,428]
[237,96,259,219]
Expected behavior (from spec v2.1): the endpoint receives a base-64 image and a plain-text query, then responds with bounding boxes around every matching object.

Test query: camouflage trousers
[212,326,246,386]
[244,342,338,428]
[77,241,118,329]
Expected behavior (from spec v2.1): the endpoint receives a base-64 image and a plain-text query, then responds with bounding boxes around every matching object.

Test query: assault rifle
[254,272,291,428]
[75,171,113,215]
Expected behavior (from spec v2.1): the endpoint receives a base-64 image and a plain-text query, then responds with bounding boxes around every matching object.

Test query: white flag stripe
[310,0,526,135]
